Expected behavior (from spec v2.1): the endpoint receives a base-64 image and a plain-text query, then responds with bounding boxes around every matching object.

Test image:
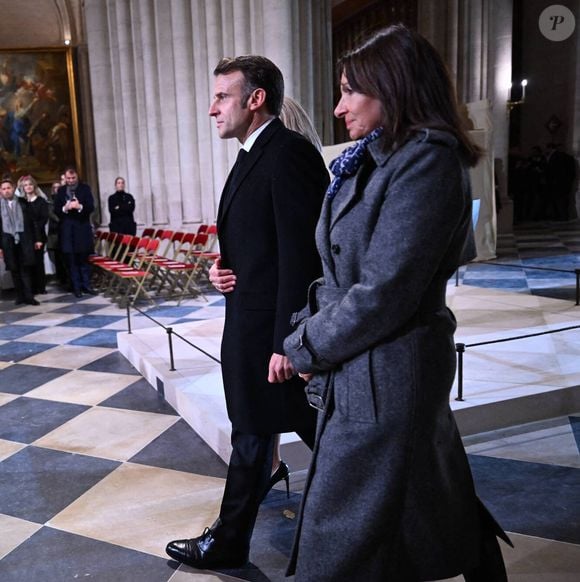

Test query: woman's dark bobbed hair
[338,24,482,166]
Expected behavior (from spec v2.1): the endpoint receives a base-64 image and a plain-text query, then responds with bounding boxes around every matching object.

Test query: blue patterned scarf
[326,127,384,199]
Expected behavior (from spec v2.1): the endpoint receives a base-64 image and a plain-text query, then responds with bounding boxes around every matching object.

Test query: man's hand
[209,257,236,294]
[268,353,295,383]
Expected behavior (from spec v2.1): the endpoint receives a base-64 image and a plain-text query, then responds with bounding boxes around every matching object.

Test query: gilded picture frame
[0,47,81,184]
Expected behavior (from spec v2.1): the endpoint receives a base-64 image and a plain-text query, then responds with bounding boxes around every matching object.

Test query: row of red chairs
[90,225,219,306]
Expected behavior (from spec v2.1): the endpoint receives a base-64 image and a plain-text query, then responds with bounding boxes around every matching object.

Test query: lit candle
[521,79,528,101]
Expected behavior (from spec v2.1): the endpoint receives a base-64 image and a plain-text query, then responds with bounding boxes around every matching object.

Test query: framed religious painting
[0,47,81,183]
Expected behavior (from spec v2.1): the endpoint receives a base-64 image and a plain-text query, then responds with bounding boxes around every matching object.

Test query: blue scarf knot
[326,127,384,200]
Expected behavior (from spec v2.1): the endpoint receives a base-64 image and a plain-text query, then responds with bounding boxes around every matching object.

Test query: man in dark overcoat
[54,166,96,297]
[165,56,328,570]
[0,178,40,305]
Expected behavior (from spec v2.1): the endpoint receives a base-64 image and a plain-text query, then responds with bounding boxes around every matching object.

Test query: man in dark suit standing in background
[54,166,97,297]
[0,177,40,305]
[166,56,329,570]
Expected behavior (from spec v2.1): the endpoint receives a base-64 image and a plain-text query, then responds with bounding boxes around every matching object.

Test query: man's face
[0,182,15,200]
[208,71,252,142]
[65,170,78,187]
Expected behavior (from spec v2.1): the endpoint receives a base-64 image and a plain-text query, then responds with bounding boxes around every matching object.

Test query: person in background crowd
[283,24,511,581]
[47,180,68,287]
[262,95,325,491]
[108,176,136,235]
[544,142,577,221]
[0,177,40,305]
[54,166,97,298]
[19,175,49,294]
[280,96,323,152]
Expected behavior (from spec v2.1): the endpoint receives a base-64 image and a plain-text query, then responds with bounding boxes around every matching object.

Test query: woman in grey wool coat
[283,24,511,582]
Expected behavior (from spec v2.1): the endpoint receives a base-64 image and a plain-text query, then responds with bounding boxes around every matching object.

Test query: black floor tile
[570,415,580,454]
[0,397,88,443]
[0,447,119,523]
[0,527,174,582]
[60,314,125,328]
[0,340,57,363]
[69,329,119,348]
[80,351,139,375]
[0,311,38,325]
[51,303,105,314]
[210,490,301,582]
[0,324,46,340]
[129,419,228,478]
[0,364,70,395]
[530,287,577,301]
[469,454,580,544]
[99,378,178,415]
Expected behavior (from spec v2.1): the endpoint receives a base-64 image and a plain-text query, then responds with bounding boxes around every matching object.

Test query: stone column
[84,0,332,231]
[419,0,513,242]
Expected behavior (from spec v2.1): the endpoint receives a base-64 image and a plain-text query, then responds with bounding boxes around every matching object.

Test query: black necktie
[229,148,247,189]
[222,149,247,209]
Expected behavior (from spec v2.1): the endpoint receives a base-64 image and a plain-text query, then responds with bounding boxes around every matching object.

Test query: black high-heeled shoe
[269,460,290,498]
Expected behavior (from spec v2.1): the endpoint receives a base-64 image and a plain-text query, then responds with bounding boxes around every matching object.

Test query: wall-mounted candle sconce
[507,79,528,111]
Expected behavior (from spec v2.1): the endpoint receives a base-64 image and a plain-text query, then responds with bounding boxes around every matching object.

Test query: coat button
[331,244,341,255]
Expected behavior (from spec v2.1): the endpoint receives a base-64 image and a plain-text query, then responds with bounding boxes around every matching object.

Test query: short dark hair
[63,165,78,175]
[214,55,284,116]
[338,24,482,166]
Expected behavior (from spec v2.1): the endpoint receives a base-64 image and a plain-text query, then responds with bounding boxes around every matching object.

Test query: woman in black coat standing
[108,177,136,235]
[20,175,49,294]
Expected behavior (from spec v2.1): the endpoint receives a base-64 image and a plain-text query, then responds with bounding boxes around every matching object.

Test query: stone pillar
[419,0,513,241]
[84,0,332,231]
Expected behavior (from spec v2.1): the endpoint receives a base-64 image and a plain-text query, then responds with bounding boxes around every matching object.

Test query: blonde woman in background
[19,175,49,294]
[265,97,324,496]
[280,97,323,152]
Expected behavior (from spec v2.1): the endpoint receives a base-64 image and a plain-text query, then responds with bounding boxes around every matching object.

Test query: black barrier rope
[126,302,221,370]
[455,323,580,401]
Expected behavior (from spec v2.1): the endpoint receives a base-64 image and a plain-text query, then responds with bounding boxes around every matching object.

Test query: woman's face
[334,73,383,140]
[115,178,125,191]
[22,180,35,194]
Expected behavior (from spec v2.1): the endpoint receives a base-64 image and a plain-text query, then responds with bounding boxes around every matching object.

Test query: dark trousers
[10,242,34,302]
[11,266,34,302]
[49,247,68,285]
[64,252,91,292]
[32,248,46,294]
[216,424,315,548]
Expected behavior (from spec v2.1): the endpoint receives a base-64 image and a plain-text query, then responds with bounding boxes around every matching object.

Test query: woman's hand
[209,257,236,294]
[299,373,313,382]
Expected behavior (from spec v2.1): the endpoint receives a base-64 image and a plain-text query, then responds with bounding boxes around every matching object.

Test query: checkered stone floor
[1,219,580,581]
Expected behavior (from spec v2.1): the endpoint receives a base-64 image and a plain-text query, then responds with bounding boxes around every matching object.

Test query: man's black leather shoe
[74,291,83,298]
[81,287,98,295]
[165,527,248,569]
[25,299,40,306]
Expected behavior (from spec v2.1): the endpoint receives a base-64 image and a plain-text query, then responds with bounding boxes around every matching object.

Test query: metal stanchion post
[166,327,176,371]
[575,269,580,306]
[455,268,459,287]
[126,303,132,334]
[455,342,465,401]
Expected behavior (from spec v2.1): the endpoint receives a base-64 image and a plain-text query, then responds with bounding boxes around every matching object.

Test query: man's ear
[247,88,266,111]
